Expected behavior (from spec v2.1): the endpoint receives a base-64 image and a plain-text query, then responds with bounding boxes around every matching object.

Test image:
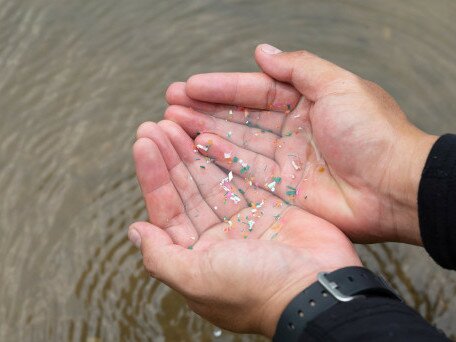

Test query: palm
[135,120,299,247]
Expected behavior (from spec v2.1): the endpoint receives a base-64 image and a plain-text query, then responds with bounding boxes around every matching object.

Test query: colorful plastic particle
[286,186,296,196]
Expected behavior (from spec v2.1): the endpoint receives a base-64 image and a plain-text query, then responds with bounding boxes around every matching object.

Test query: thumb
[254,44,352,101]
[128,221,198,295]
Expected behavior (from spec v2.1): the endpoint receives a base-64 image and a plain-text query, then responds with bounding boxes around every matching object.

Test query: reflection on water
[1,0,456,340]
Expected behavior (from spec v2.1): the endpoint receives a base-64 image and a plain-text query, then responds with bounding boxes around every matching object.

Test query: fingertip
[165,82,186,104]
[186,74,203,87]
[186,74,213,100]
[130,221,172,244]
[157,118,179,133]
[136,121,157,139]
[163,105,189,121]
[194,132,214,146]
[128,224,142,249]
[133,137,155,159]
[257,43,283,55]
[133,137,165,183]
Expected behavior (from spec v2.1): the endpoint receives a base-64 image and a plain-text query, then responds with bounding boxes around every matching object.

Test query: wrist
[259,262,362,338]
[385,129,438,245]
[259,273,316,338]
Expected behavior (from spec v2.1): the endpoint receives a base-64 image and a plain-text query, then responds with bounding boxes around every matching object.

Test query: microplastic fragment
[267,181,276,192]
[220,172,241,204]
[240,165,250,174]
[272,177,282,184]
[285,132,292,137]
[200,165,206,169]
[233,156,239,163]
[227,131,232,138]
[292,160,302,171]
[196,144,209,152]
[286,186,297,196]
[228,109,233,116]
[224,152,232,159]
[238,188,245,195]
[247,220,255,231]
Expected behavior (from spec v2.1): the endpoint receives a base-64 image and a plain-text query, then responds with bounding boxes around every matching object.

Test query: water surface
[1,0,456,340]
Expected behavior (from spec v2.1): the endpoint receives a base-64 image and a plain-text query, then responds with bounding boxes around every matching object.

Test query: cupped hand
[129,121,361,337]
[164,44,438,245]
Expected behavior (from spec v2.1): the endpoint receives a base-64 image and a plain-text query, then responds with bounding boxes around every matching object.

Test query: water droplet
[213,327,222,337]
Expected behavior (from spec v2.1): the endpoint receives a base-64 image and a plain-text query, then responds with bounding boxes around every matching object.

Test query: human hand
[129,121,361,337]
[164,44,438,245]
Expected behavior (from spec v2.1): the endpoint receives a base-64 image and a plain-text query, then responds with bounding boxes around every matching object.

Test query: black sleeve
[293,135,456,342]
[299,297,449,341]
[418,134,456,269]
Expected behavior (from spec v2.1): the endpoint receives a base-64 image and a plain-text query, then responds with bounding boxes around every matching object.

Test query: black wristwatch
[273,266,402,342]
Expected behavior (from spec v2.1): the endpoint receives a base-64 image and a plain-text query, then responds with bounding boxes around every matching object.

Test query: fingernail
[260,44,282,55]
[128,227,142,248]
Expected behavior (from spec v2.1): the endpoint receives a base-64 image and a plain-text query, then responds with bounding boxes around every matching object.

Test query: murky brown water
[1,0,456,341]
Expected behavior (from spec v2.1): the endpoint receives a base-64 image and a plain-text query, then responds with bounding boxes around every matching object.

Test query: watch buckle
[317,272,361,302]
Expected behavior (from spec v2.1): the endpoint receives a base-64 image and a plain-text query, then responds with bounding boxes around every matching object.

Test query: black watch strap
[273,266,401,342]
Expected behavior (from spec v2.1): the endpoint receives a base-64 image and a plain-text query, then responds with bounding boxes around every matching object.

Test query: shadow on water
[1,0,456,340]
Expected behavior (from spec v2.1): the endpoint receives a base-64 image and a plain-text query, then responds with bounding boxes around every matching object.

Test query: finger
[158,120,249,220]
[129,222,199,296]
[255,44,353,101]
[166,82,285,135]
[166,81,219,113]
[164,105,280,159]
[133,138,198,246]
[185,72,301,112]
[136,122,220,234]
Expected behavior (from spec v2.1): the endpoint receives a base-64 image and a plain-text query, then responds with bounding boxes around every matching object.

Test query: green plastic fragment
[233,156,239,163]
[240,165,250,174]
